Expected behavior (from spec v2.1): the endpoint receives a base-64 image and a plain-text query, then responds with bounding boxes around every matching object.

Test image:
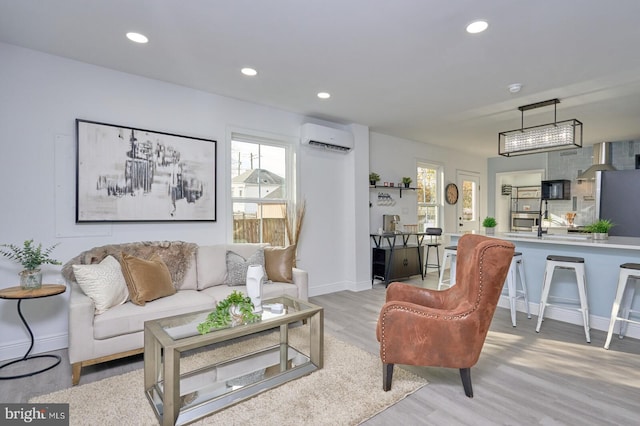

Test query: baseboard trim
[497,295,640,340]
[0,332,68,362]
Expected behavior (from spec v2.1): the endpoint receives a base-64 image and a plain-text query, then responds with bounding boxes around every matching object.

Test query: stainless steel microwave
[511,213,540,231]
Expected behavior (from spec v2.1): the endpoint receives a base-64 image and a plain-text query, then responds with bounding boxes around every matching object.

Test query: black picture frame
[76,119,217,222]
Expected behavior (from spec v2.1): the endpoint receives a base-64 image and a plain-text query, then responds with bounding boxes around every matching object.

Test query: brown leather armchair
[376,234,515,397]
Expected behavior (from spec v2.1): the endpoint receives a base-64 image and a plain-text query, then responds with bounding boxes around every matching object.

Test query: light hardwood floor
[2,273,639,425]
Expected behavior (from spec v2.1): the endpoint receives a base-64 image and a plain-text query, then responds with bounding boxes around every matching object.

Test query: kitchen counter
[492,231,640,251]
[448,231,640,340]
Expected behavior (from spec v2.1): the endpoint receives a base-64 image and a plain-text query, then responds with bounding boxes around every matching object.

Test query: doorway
[457,171,480,233]
[495,169,545,232]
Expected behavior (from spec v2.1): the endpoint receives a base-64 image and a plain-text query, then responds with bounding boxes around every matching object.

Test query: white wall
[369,133,488,237]
[0,43,369,360]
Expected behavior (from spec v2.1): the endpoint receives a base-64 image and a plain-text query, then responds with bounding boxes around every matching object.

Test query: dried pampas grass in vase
[282,200,306,266]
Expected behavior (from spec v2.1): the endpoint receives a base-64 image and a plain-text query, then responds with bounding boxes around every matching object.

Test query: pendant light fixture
[498,98,582,156]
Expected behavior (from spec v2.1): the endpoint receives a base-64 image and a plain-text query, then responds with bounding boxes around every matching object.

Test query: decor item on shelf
[0,239,61,289]
[377,193,395,206]
[369,172,380,186]
[197,290,261,334]
[498,98,582,156]
[585,219,614,240]
[245,264,264,312]
[482,217,497,235]
[402,177,412,188]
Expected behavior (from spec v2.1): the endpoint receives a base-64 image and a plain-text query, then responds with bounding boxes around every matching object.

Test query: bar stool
[504,252,531,327]
[536,255,590,343]
[604,263,640,350]
[422,228,442,279]
[438,246,457,290]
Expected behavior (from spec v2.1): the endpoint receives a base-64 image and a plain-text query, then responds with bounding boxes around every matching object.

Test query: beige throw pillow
[72,255,129,315]
[120,252,176,306]
[264,245,296,283]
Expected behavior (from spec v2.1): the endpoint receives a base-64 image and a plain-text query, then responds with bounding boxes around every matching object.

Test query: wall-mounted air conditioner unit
[300,123,354,153]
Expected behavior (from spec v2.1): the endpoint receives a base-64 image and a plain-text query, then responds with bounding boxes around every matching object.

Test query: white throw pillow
[72,255,129,315]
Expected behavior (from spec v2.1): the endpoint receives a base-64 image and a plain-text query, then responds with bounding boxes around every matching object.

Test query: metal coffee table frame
[144,295,323,426]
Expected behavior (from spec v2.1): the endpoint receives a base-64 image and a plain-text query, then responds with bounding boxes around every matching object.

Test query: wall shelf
[370,185,416,198]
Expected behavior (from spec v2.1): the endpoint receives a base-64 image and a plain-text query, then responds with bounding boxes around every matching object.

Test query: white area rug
[31,326,427,425]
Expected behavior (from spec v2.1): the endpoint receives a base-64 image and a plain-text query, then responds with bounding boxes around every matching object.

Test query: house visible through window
[417,162,442,230]
[231,134,293,245]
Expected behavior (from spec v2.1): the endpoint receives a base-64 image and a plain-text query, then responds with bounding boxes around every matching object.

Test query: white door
[457,171,480,233]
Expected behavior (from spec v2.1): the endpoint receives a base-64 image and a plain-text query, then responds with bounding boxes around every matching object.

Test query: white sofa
[63,241,307,385]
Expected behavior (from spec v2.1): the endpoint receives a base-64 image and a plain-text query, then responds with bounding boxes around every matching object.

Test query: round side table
[0,284,66,380]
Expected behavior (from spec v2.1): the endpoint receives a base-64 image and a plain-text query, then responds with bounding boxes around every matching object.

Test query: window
[231,134,294,245]
[417,162,443,230]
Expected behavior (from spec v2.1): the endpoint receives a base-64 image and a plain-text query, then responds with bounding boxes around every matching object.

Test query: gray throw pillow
[224,248,265,286]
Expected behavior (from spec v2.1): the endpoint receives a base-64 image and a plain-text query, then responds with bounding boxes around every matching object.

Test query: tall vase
[245,264,264,313]
[20,269,42,290]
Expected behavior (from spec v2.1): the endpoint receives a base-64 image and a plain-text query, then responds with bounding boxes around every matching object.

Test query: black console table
[370,232,426,285]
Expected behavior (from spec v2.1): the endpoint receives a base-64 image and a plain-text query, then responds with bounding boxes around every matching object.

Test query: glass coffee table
[144,295,323,426]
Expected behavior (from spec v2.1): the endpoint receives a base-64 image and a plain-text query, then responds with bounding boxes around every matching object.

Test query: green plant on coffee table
[197,290,261,334]
[0,239,61,271]
[585,219,614,234]
[482,217,497,228]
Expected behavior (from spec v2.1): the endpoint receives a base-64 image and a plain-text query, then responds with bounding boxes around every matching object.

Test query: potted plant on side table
[0,239,61,289]
[482,217,497,235]
[585,219,614,240]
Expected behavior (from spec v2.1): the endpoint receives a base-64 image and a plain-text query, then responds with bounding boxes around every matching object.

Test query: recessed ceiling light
[126,32,148,44]
[466,20,488,34]
[508,83,523,93]
[317,92,331,99]
[241,67,258,76]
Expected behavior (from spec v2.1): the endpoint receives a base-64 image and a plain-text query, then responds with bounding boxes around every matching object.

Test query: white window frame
[229,130,297,243]
[417,161,444,230]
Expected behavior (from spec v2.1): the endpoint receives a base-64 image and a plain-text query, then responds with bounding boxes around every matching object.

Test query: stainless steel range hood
[577,142,616,181]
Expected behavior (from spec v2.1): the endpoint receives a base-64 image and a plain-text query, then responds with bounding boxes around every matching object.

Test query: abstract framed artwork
[76,119,216,222]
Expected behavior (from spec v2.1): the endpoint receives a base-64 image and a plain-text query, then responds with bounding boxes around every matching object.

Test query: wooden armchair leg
[459,368,473,398]
[383,363,394,391]
[72,363,82,386]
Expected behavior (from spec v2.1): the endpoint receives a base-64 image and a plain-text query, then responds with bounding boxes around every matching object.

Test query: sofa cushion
[93,290,215,340]
[196,245,228,289]
[264,245,296,283]
[200,281,299,302]
[72,255,129,315]
[121,253,176,306]
[224,248,265,286]
[177,252,198,291]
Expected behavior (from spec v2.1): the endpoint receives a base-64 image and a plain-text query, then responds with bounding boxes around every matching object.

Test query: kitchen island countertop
[447,231,640,340]
[449,231,640,251]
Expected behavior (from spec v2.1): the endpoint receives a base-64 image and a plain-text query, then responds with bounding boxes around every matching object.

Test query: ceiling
[2,0,640,158]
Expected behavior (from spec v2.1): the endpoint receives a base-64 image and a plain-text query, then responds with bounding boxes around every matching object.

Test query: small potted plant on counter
[402,177,412,188]
[0,239,61,289]
[585,219,614,240]
[482,217,497,235]
[369,172,380,186]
